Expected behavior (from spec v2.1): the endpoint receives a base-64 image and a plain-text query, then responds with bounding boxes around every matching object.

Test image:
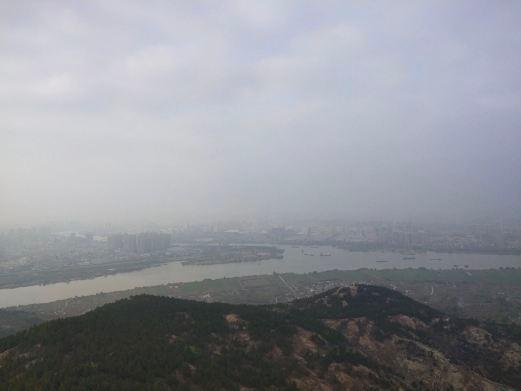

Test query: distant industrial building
[107,232,171,254]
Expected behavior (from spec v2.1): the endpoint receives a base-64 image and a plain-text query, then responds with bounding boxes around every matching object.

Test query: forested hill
[1,285,520,390]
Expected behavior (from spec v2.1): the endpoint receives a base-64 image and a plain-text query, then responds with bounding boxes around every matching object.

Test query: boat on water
[430,258,442,261]
[303,253,315,256]
[403,256,416,260]
[376,260,389,263]
[320,252,332,257]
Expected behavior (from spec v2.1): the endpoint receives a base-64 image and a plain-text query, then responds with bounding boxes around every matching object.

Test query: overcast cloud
[1,0,520,226]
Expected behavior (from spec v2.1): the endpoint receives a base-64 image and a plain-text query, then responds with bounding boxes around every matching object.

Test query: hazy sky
[1,1,520,226]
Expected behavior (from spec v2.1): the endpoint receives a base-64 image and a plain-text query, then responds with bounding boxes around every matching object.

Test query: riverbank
[2,267,521,338]
[1,246,520,307]
[0,245,285,289]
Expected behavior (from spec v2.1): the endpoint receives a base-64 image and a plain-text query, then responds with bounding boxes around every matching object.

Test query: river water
[1,245,521,308]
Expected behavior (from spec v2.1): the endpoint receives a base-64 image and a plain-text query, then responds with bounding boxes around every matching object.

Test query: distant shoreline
[1,245,520,291]
[2,267,521,337]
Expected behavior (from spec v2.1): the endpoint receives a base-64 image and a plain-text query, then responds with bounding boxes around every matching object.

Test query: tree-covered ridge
[1,285,520,390]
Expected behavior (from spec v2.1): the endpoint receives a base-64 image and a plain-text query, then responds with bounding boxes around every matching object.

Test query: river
[1,245,521,308]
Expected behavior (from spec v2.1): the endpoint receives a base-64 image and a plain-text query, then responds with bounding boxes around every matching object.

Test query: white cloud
[1,1,520,226]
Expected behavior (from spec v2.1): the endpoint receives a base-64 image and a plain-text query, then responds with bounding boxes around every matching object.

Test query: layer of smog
[1,2,520,390]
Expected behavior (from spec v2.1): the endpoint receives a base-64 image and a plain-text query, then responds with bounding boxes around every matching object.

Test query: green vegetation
[0,310,43,338]
[1,285,520,390]
[1,297,297,390]
[3,267,521,340]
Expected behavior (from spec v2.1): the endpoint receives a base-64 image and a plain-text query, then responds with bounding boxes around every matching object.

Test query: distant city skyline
[2,214,521,232]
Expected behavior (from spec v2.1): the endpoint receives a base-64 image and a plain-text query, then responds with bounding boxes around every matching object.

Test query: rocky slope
[0,285,520,390]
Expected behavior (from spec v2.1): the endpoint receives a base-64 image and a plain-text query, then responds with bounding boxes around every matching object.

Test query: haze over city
[2,3,521,390]
[2,0,521,227]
